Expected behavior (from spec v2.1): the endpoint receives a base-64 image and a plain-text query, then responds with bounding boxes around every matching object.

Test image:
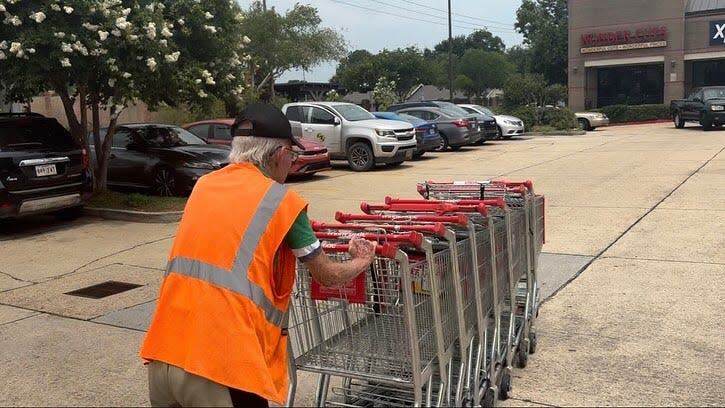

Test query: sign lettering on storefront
[580,26,668,53]
[711,20,725,46]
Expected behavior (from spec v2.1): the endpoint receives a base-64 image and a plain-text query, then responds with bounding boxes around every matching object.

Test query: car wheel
[347,142,375,172]
[577,118,590,131]
[673,111,685,128]
[153,166,178,196]
[700,113,713,131]
[497,126,504,139]
[434,134,449,151]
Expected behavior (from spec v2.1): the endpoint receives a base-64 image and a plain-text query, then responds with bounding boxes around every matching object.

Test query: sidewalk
[1,124,723,406]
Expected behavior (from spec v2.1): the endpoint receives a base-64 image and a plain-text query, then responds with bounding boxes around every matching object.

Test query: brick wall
[28,92,159,128]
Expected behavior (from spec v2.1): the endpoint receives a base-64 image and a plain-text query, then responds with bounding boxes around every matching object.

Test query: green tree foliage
[503,73,568,125]
[0,0,250,191]
[431,29,506,58]
[515,0,568,84]
[242,2,347,101]
[334,47,435,100]
[456,49,513,100]
[372,77,397,111]
[506,45,533,74]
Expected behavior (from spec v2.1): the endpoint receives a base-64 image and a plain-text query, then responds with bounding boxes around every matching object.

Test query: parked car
[89,124,230,196]
[458,104,525,139]
[575,111,609,131]
[281,102,417,172]
[371,111,441,157]
[182,118,331,177]
[390,106,477,151]
[670,86,725,131]
[386,100,485,143]
[0,112,93,220]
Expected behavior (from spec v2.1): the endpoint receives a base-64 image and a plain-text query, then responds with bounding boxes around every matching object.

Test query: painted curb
[83,207,182,223]
[524,130,587,136]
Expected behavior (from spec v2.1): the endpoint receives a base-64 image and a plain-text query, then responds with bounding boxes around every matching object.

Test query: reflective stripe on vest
[165,182,289,329]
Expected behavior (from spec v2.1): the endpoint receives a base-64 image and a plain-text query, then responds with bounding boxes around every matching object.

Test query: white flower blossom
[27,48,35,54]
[145,3,155,11]
[83,22,100,31]
[63,6,74,14]
[0,51,6,60]
[204,12,214,19]
[16,49,26,58]
[115,17,130,30]
[5,15,22,26]
[122,8,131,16]
[51,4,61,11]
[98,31,109,41]
[107,58,116,65]
[0,41,6,49]
[146,57,157,71]
[177,18,185,25]
[54,32,66,38]
[145,22,156,40]
[60,58,71,67]
[164,51,180,63]
[30,12,47,23]
[0,5,5,13]
[198,90,208,98]
[9,42,22,54]
[160,26,172,38]
[225,74,235,80]
[159,39,167,47]
[122,72,132,79]
[243,36,251,44]
[108,78,116,87]
[61,42,73,53]
[127,34,139,41]
[111,29,121,37]
[194,79,202,84]
[72,41,88,56]
[204,25,217,34]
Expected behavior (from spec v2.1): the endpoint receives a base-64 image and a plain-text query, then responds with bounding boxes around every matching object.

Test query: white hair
[228,136,286,167]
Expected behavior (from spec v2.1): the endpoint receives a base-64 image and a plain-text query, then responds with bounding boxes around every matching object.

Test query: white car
[458,104,525,139]
[575,112,609,131]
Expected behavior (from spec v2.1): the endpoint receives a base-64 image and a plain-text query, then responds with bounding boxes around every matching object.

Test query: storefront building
[568,0,725,110]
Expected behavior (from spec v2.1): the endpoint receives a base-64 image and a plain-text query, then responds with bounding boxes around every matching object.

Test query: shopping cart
[287,226,458,407]
[351,199,515,404]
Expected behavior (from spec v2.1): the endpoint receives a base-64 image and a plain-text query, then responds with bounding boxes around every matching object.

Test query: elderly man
[140,103,376,407]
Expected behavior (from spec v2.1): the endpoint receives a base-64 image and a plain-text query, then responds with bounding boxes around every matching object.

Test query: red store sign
[581,26,668,46]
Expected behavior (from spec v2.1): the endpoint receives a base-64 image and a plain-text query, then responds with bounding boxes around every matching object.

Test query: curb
[83,207,182,223]
[608,119,670,126]
[524,130,587,136]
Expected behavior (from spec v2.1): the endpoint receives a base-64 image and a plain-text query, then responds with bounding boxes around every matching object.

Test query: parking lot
[1,123,724,406]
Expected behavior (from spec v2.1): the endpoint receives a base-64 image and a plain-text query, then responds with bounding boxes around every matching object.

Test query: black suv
[0,113,93,219]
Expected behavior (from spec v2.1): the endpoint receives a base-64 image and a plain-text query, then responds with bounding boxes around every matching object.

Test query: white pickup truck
[281,101,417,171]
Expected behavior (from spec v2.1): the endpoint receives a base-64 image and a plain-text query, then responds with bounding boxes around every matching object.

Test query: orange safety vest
[140,162,308,403]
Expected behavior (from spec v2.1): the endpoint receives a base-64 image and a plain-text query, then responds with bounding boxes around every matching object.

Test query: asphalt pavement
[0,123,723,407]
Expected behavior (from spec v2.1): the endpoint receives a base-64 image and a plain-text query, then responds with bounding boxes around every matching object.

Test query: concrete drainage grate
[65,281,143,299]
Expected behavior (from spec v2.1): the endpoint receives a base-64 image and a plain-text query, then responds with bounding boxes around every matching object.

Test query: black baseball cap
[232,103,303,148]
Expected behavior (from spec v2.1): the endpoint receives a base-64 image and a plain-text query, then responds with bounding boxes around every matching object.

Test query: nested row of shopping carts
[287,179,545,407]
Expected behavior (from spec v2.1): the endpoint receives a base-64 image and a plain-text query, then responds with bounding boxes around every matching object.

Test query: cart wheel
[498,371,512,400]
[528,330,538,354]
[482,386,496,407]
[516,340,529,368]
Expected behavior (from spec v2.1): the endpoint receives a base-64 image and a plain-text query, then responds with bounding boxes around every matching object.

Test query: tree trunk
[94,104,124,192]
[55,86,86,147]
[91,101,105,191]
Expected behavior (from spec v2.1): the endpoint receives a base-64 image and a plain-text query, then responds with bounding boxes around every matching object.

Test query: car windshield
[433,101,471,117]
[473,105,496,116]
[330,104,376,121]
[0,119,77,151]
[141,126,207,147]
[703,87,725,99]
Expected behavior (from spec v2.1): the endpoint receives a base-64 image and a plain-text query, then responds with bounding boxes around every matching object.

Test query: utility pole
[262,0,267,11]
[448,0,453,102]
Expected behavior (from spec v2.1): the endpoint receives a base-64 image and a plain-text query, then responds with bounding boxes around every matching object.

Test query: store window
[596,64,663,107]
[692,60,725,87]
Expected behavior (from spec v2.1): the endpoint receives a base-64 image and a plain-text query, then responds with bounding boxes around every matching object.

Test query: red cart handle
[321,242,399,258]
[312,221,448,237]
[384,196,506,209]
[490,179,534,192]
[315,230,424,247]
[361,201,489,216]
[336,211,469,226]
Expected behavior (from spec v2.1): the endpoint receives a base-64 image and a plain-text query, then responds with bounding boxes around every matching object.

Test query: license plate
[35,164,57,177]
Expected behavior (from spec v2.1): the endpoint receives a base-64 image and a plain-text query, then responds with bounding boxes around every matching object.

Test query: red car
[182,118,331,178]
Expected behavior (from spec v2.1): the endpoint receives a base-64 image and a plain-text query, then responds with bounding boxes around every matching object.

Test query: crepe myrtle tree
[372,76,397,111]
[0,0,250,192]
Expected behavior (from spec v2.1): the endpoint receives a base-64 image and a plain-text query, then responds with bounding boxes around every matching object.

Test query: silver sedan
[459,104,525,139]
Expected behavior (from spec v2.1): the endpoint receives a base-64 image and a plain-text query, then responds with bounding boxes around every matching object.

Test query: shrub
[496,105,576,130]
[594,104,669,123]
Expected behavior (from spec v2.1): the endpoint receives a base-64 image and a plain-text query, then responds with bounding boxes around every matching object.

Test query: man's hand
[348,237,377,264]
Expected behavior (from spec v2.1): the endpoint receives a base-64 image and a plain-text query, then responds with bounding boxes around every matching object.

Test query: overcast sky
[237,0,525,82]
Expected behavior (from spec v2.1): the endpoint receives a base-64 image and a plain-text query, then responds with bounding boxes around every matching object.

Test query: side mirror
[333,117,341,126]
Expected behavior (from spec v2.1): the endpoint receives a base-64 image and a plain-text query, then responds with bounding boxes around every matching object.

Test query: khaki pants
[148,361,236,407]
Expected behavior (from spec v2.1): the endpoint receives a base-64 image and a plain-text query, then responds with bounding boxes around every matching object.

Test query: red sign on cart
[311,272,366,304]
